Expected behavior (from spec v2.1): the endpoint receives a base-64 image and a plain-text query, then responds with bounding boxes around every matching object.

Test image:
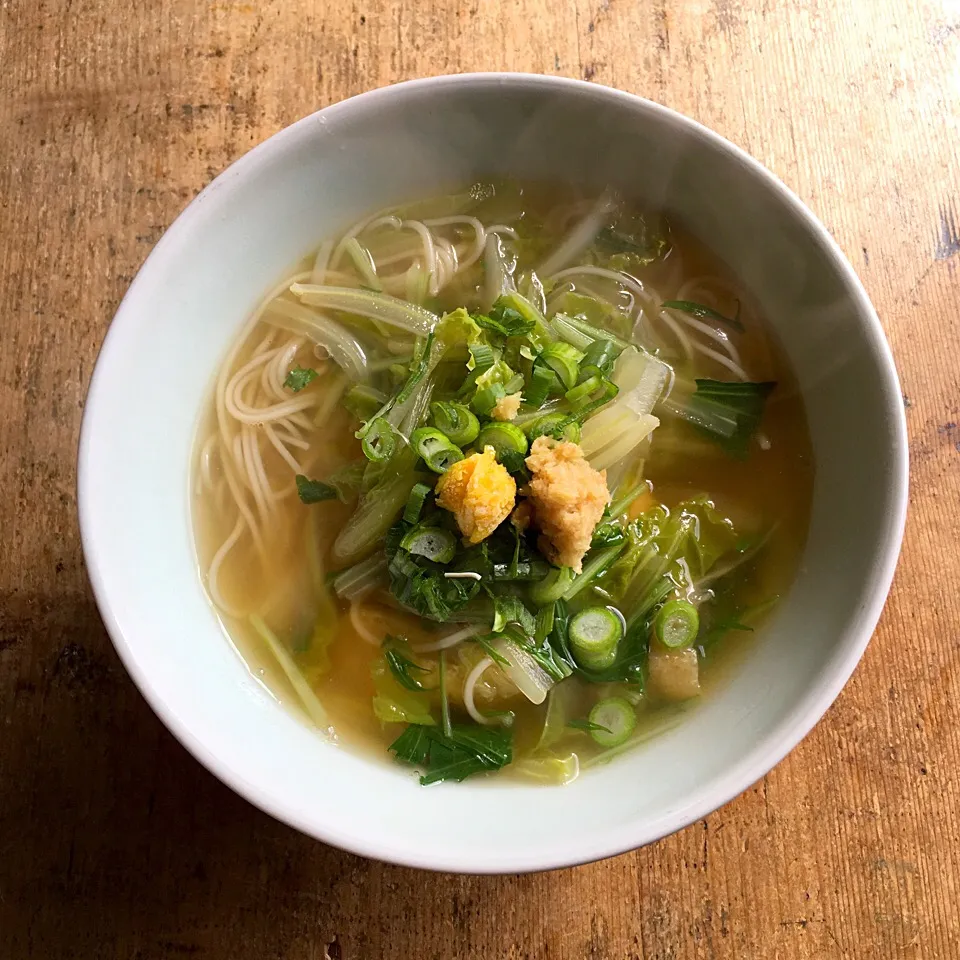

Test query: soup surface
[193,181,814,785]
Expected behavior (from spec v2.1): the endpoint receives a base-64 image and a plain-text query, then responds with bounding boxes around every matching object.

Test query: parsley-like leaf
[295,474,338,504]
[284,365,319,392]
[685,379,776,459]
[384,638,432,691]
[389,723,513,785]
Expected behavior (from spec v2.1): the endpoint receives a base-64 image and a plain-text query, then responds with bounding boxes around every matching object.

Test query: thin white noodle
[226,384,316,425]
[399,220,438,294]
[349,603,386,646]
[241,428,271,519]
[656,309,695,361]
[463,656,498,726]
[538,193,616,276]
[436,236,458,284]
[550,265,648,304]
[273,425,311,451]
[443,571,482,581]
[219,449,264,557]
[288,412,314,431]
[206,515,247,617]
[666,308,742,365]
[330,210,400,269]
[691,341,749,380]
[263,423,304,473]
[423,215,486,269]
[412,625,481,654]
[487,224,518,239]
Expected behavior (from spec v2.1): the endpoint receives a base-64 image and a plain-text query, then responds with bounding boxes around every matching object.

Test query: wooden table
[2,1,959,956]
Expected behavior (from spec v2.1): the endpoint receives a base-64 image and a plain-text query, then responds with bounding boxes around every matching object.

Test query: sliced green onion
[524,363,559,408]
[580,339,622,378]
[400,524,457,563]
[526,413,582,444]
[654,598,700,649]
[410,426,464,473]
[430,401,480,446]
[529,566,575,606]
[565,374,602,406]
[403,482,433,524]
[475,422,528,460]
[504,372,525,394]
[587,697,637,747]
[469,342,496,373]
[361,417,399,462]
[472,382,507,416]
[568,606,624,670]
[540,342,584,390]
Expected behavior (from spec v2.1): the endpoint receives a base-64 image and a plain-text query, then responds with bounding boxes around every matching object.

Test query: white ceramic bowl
[78,74,908,873]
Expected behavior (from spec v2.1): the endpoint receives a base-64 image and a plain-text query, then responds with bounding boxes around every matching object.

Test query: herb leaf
[383,638,432,691]
[295,474,339,504]
[685,379,776,459]
[284,365,319,392]
[389,723,513,784]
[491,595,536,635]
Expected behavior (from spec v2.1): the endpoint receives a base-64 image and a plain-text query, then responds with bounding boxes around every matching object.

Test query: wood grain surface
[2,0,959,957]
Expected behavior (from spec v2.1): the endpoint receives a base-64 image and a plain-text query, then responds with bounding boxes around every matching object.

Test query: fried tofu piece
[648,646,701,700]
[491,391,522,421]
[523,436,610,573]
[436,446,516,543]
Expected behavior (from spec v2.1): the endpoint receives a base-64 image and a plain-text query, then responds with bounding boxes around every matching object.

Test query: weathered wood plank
[2,0,959,956]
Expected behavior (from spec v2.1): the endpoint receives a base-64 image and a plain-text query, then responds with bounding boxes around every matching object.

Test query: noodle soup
[193,181,813,785]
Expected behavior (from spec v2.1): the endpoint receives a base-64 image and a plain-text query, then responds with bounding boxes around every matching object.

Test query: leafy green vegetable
[671,380,776,459]
[594,209,671,268]
[383,638,433,691]
[600,497,738,621]
[283,365,319,392]
[389,723,513,784]
[387,524,482,621]
[474,305,534,338]
[491,595,536,635]
[295,474,338,504]
[661,300,744,333]
[371,654,435,725]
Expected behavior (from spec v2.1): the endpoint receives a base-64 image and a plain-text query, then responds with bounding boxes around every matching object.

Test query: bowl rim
[78,71,909,873]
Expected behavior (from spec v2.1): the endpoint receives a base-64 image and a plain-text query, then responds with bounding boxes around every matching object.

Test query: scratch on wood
[935,203,960,260]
